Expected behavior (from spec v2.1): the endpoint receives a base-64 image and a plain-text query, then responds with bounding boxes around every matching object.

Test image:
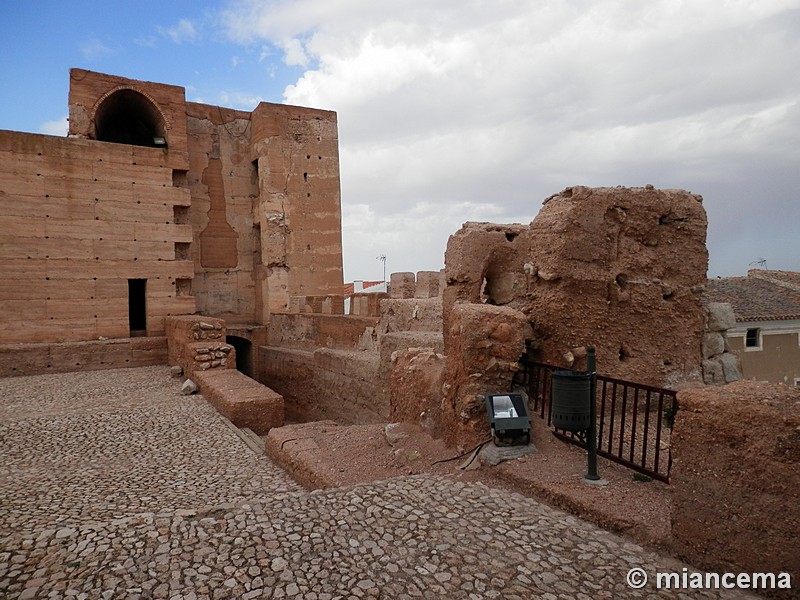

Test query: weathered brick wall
[0,337,167,377]
[671,381,800,590]
[0,130,195,344]
[251,103,344,319]
[259,346,384,424]
[185,102,259,321]
[1,69,346,360]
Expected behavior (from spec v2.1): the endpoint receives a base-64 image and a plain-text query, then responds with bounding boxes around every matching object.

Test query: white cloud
[79,39,116,61]
[217,91,263,110]
[38,116,68,137]
[221,0,800,278]
[280,38,309,67]
[158,18,199,44]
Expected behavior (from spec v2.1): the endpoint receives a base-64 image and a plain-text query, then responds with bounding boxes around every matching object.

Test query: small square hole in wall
[173,205,189,224]
[172,170,189,188]
[175,242,191,261]
[176,278,192,297]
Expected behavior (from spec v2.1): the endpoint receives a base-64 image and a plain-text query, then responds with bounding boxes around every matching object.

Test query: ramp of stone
[193,368,283,434]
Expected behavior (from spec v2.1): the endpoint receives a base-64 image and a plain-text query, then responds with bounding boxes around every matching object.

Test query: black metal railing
[513,357,678,483]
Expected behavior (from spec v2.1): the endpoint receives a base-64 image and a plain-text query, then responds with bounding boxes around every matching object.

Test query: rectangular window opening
[128,279,147,336]
[745,328,761,350]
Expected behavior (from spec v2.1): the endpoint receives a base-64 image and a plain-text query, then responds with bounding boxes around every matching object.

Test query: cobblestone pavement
[1,367,755,599]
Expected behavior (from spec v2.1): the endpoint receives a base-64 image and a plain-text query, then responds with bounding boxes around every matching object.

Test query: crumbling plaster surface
[441,186,708,445]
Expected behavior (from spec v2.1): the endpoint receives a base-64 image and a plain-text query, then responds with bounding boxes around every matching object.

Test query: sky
[1,0,798,282]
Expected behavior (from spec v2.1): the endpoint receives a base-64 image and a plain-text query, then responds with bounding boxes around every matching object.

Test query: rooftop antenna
[749,258,768,270]
[376,254,386,284]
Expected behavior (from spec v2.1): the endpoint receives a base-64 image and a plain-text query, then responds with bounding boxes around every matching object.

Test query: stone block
[194,368,284,434]
[390,272,416,299]
[706,302,736,332]
[702,332,725,359]
[702,358,724,385]
[414,271,441,298]
[720,352,742,382]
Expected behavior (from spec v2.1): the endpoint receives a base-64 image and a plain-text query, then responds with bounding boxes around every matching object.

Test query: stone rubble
[0,367,755,599]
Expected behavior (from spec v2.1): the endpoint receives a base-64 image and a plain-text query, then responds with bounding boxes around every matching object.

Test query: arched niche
[94,88,167,147]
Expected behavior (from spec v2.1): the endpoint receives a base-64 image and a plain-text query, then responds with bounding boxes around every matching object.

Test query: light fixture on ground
[485,393,531,446]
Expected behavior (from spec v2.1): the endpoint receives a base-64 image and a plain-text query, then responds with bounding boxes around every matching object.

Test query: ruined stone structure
[0,69,343,375]
[0,71,712,449]
[440,186,709,444]
[671,381,800,585]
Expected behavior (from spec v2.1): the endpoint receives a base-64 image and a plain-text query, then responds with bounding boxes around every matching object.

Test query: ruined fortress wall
[440,186,708,445]
[185,102,259,321]
[444,186,708,387]
[671,382,800,584]
[0,69,344,365]
[251,103,344,319]
[0,130,195,344]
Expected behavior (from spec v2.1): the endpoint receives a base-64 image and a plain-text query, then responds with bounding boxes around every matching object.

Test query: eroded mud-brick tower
[0,69,343,370]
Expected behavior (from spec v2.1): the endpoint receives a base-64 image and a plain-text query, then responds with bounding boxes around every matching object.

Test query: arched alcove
[94,89,166,147]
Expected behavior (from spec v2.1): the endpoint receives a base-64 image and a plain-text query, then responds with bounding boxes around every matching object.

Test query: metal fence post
[586,346,600,481]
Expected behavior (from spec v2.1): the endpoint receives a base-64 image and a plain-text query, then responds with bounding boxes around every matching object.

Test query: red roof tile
[705,270,800,322]
[343,280,385,296]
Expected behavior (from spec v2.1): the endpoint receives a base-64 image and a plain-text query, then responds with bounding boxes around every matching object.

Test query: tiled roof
[342,280,385,296]
[705,270,800,322]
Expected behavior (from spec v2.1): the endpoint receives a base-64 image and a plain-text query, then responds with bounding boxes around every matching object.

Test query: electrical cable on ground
[430,437,493,467]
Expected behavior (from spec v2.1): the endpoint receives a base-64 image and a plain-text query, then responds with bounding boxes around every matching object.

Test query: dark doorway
[128,279,147,336]
[226,336,253,378]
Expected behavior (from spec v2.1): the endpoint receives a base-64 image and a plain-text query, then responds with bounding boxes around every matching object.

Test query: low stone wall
[349,293,388,317]
[267,313,380,351]
[289,295,346,315]
[259,346,385,424]
[671,381,800,591]
[165,316,235,377]
[193,368,284,434]
[378,298,443,334]
[0,337,167,377]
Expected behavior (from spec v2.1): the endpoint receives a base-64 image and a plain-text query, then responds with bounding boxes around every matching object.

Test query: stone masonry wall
[671,382,800,589]
[165,316,235,378]
[701,302,742,384]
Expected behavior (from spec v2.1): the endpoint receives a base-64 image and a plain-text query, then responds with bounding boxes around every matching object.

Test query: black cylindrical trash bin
[551,370,592,431]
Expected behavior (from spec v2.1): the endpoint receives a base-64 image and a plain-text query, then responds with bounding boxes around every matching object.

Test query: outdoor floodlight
[153,136,166,146]
[485,393,531,446]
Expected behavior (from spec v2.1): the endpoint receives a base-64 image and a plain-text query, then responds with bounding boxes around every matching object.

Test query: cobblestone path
[1,367,753,599]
